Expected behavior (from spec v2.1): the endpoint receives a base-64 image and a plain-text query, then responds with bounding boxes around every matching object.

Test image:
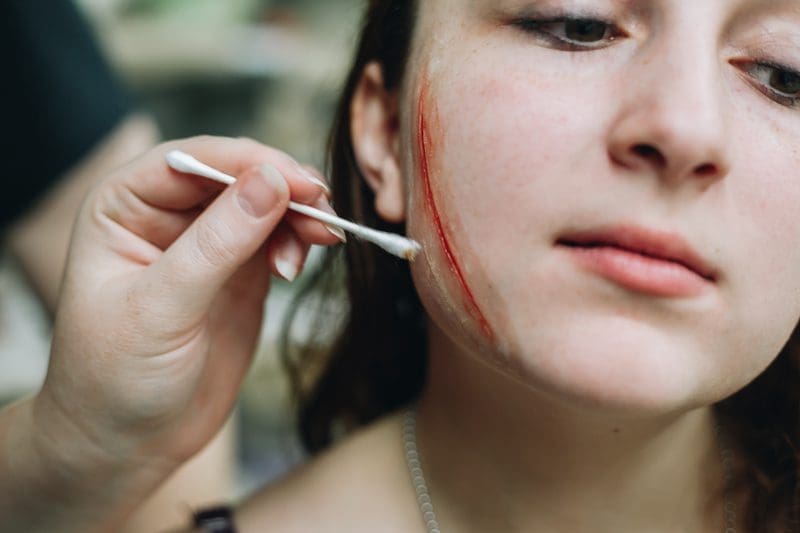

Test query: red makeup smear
[417,75,494,340]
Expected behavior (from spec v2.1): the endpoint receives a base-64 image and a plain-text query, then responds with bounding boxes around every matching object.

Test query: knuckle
[158,138,181,151]
[85,182,119,225]
[236,136,272,157]
[159,136,209,157]
[124,279,180,346]
[190,134,220,144]
[235,135,260,148]
[92,181,137,224]
[118,184,153,226]
[175,134,228,155]
[236,136,286,163]
[193,219,239,268]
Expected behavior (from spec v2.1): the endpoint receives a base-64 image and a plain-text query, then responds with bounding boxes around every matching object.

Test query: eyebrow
[478,0,800,20]
[741,0,800,8]
[732,0,800,25]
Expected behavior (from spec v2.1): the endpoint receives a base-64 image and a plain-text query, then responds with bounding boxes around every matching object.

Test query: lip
[556,224,717,297]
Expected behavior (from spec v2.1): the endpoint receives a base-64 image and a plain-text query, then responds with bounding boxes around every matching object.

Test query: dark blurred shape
[0,0,134,229]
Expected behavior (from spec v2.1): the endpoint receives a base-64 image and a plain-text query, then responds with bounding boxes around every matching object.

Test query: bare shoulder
[235,411,420,533]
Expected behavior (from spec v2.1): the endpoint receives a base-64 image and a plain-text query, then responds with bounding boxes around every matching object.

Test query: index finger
[124,136,327,211]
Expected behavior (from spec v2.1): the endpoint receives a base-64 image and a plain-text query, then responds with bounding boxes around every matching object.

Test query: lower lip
[560,244,710,297]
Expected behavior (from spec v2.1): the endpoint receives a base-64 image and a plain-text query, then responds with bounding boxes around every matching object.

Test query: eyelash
[513,16,800,110]
[511,16,623,51]
[738,61,800,108]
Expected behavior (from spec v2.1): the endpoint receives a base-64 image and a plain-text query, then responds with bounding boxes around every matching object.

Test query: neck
[416,323,726,532]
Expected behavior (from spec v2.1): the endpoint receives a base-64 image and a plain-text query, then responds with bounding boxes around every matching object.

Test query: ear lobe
[351,62,406,224]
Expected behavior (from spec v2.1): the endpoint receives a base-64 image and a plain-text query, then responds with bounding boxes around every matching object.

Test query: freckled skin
[398,2,800,417]
[417,74,494,340]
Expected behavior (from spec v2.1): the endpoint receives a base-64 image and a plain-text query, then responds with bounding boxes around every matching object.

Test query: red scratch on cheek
[417,79,494,341]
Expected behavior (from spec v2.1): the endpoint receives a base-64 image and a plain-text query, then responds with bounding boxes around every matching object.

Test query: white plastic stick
[165,150,422,261]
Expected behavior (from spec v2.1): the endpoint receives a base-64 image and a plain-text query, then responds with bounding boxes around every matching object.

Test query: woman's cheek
[727,162,800,359]
[406,61,575,350]
[403,44,639,353]
[407,72,497,349]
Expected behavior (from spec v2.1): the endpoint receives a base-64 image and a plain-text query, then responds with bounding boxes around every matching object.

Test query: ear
[351,62,406,223]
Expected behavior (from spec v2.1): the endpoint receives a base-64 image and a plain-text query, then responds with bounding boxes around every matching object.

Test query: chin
[484,314,718,418]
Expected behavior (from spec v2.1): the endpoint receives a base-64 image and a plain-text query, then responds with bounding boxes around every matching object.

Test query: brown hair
[281,1,800,529]
[281,0,422,450]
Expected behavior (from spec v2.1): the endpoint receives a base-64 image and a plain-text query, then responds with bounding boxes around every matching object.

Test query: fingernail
[274,236,304,282]
[312,197,346,242]
[290,157,330,193]
[275,258,299,282]
[326,225,347,243]
[237,165,285,218]
[301,168,330,194]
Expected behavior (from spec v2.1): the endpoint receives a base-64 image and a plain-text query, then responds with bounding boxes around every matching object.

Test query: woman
[4,0,800,531]
[244,0,800,530]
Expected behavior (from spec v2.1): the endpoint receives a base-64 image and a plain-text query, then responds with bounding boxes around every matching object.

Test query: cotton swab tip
[166,150,236,185]
[380,234,422,261]
[165,150,199,174]
[405,241,423,261]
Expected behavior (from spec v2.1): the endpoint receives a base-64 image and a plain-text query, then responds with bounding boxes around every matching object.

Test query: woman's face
[389,0,800,413]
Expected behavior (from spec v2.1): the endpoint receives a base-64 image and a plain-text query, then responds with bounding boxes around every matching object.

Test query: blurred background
[0,0,361,510]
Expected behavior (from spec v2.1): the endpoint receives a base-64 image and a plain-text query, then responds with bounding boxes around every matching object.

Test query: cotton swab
[165,150,422,261]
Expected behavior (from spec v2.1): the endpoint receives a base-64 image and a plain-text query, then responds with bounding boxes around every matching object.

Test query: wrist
[2,393,177,532]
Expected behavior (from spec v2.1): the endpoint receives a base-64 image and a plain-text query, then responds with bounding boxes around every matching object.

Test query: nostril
[632,144,666,168]
[694,163,717,177]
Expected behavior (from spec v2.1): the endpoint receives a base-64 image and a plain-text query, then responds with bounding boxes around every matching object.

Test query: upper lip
[556,224,718,282]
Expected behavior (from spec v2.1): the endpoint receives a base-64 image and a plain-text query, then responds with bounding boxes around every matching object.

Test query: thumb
[143,164,288,317]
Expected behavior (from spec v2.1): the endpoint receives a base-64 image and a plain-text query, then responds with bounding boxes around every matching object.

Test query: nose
[608,44,731,186]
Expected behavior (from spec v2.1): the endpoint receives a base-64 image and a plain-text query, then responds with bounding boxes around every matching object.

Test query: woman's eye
[514,17,621,50]
[744,62,800,107]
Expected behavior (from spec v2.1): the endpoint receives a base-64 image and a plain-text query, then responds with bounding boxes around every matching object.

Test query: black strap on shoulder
[193,505,237,533]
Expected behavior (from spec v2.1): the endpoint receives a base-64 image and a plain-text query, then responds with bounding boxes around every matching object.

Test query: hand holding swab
[165,150,422,261]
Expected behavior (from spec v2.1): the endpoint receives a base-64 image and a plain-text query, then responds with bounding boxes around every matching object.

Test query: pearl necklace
[403,407,442,533]
[403,406,737,533]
